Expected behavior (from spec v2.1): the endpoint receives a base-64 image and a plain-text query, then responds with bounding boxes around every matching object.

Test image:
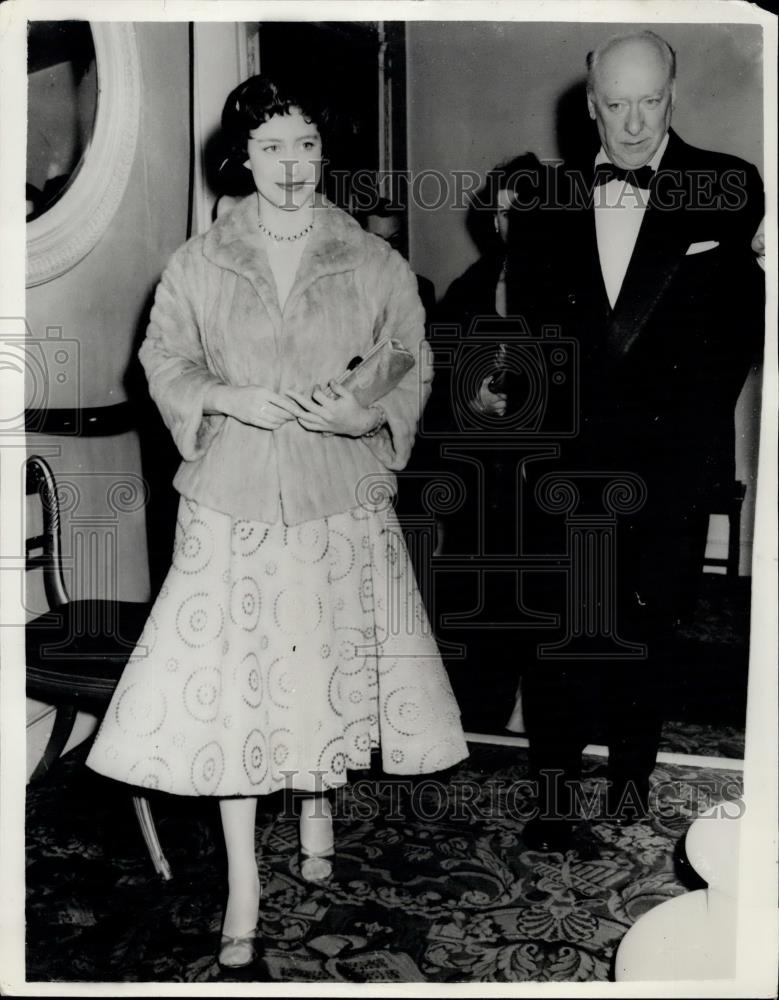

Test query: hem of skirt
[381,746,470,776]
[86,747,470,798]
[85,760,352,797]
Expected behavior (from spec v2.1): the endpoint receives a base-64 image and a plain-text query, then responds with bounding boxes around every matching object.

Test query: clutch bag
[325,337,416,407]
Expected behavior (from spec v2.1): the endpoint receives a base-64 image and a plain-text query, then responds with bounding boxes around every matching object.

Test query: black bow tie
[594,162,656,190]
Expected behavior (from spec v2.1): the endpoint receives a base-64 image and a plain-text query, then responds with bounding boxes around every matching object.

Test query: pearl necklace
[258,218,314,242]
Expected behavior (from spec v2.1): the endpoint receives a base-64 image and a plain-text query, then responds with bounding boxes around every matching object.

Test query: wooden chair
[25,455,171,879]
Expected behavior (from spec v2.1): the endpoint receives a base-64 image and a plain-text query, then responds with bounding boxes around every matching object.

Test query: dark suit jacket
[435,253,505,331]
[510,129,764,513]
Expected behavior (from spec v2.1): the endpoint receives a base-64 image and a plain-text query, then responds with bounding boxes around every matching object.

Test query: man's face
[587,39,675,170]
[365,213,404,252]
[495,188,515,244]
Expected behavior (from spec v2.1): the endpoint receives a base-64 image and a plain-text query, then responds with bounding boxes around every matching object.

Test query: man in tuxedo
[512,30,764,850]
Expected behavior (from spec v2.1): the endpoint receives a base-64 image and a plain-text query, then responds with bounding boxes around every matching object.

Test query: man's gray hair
[586,30,677,90]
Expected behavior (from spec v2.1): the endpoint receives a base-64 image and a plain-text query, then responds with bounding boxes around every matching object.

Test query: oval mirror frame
[26,22,141,287]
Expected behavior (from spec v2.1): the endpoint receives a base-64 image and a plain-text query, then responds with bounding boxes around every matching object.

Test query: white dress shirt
[594,133,669,308]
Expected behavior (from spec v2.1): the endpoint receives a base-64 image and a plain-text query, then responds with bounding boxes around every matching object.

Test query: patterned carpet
[26,739,741,984]
[659,720,744,759]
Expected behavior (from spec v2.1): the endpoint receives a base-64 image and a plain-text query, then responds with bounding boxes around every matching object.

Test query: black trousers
[521,498,709,816]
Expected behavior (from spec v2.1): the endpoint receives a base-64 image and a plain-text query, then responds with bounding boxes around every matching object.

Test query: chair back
[26,456,69,609]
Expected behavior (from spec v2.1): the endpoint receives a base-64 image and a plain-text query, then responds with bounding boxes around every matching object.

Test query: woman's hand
[206,384,297,430]
[473,375,508,417]
[284,382,378,437]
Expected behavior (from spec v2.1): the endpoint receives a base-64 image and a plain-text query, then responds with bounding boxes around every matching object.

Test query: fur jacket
[139,195,431,524]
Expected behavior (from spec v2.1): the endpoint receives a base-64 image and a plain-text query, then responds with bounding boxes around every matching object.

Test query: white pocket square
[686,240,719,255]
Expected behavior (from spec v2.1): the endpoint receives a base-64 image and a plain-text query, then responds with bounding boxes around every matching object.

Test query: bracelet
[362,403,387,438]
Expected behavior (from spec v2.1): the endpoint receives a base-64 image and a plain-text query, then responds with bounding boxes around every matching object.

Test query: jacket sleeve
[138,247,225,462]
[364,248,432,471]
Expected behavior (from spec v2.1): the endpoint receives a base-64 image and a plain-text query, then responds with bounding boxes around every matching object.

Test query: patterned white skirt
[86,496,468,796]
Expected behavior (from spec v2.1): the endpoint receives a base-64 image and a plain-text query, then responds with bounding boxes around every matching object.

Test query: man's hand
[284,382,377,437]
[473,375,507,417]
[206,384,297,430]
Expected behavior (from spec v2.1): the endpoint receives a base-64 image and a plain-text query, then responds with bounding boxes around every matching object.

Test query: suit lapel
[604,130,692,358]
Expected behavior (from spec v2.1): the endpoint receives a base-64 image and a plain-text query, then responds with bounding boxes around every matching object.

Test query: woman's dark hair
[476,152,544,214]
[215,73,338,196]
[466,152,546,256]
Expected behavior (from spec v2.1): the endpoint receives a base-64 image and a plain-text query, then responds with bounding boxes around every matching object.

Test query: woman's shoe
[218,929,259,970]
[299,798,334,882]
[219,875,261,969]
[300,847,334,882]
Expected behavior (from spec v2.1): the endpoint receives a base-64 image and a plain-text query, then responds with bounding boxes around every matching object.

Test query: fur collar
[202,193,366,310]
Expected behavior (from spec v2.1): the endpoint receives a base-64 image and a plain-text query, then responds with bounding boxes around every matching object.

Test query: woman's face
[495,188,514,244]
[245,108,322,212]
